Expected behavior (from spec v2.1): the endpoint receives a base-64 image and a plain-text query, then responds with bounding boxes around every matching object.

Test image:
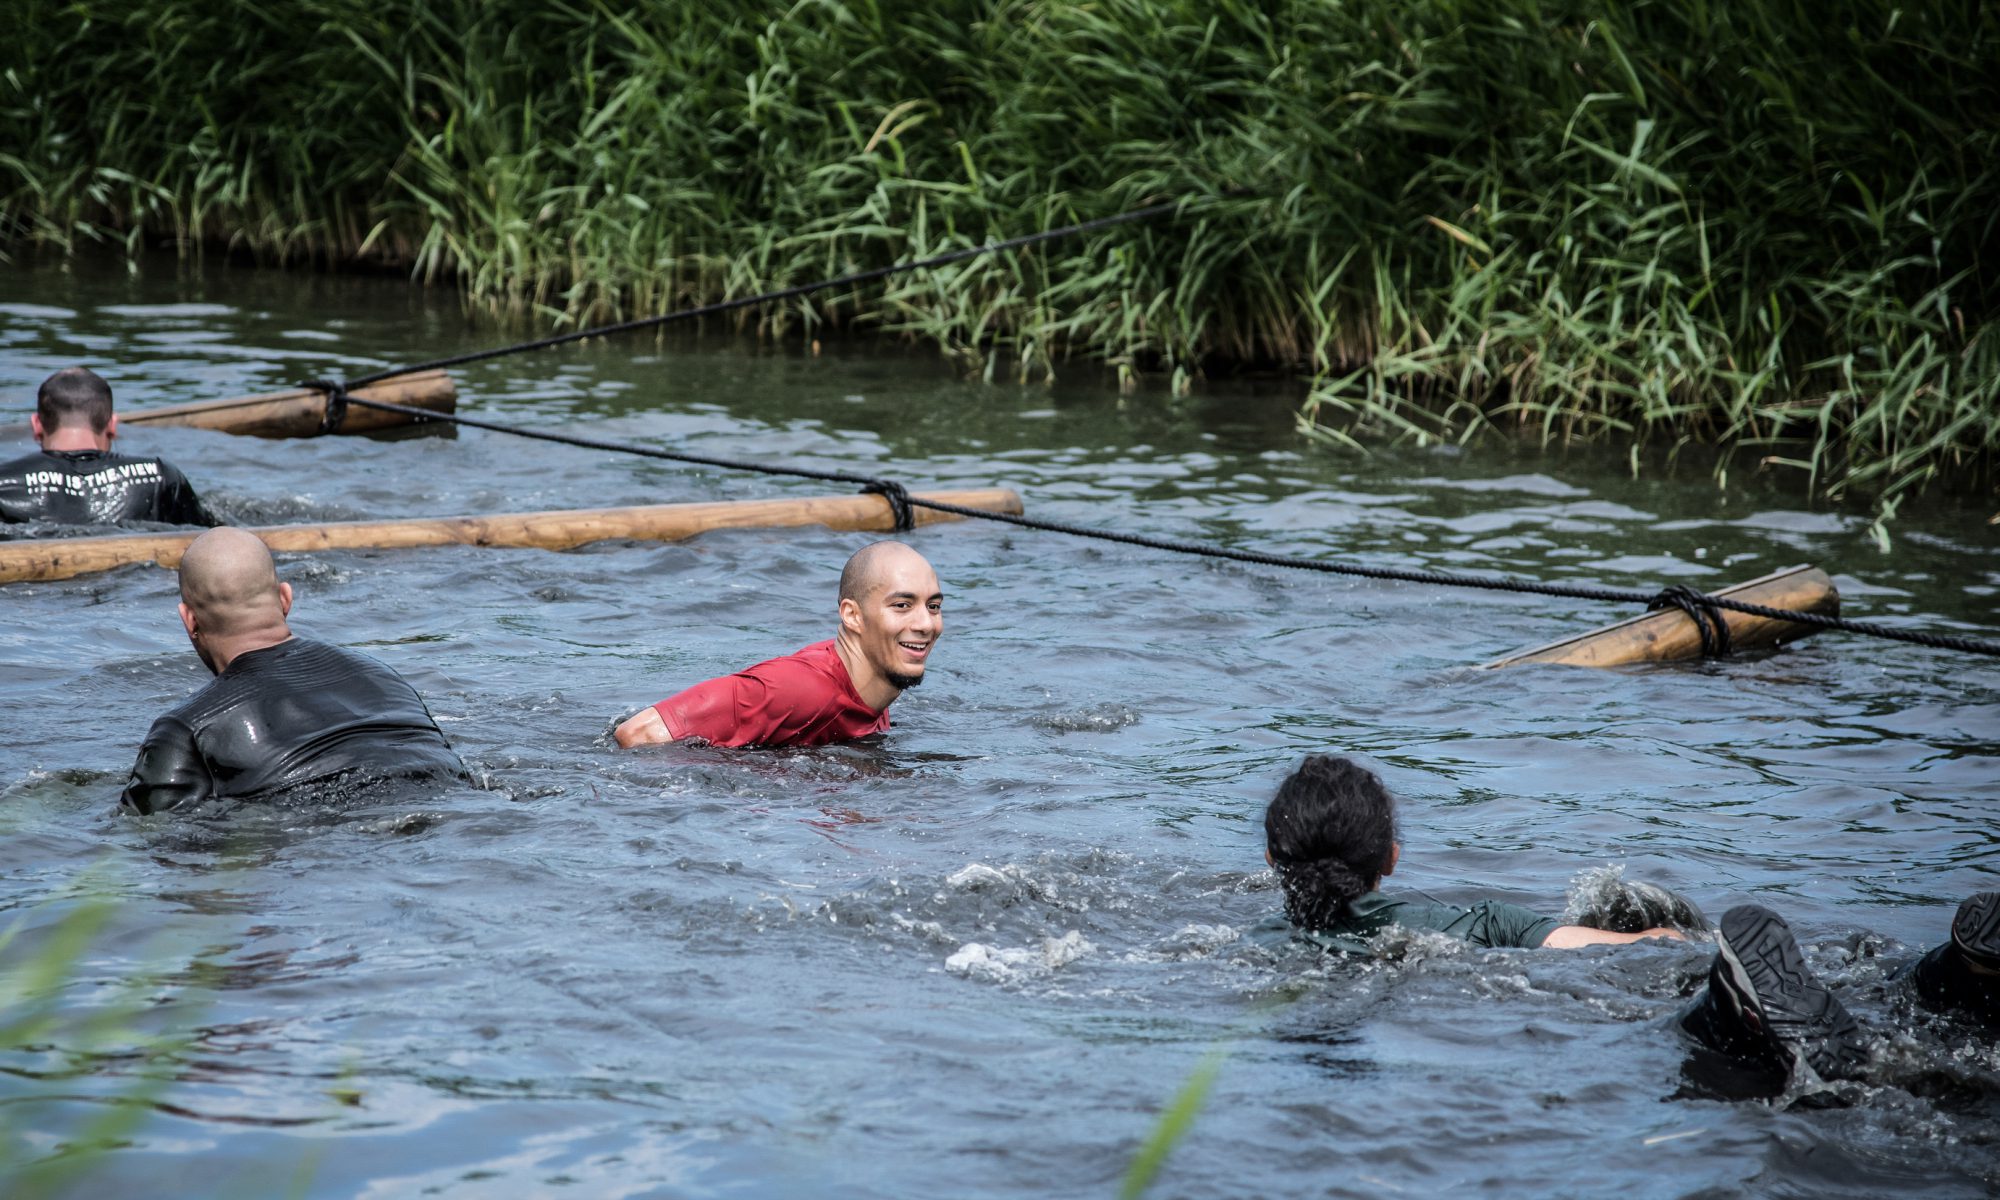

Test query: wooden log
[115,370,457,438]
[0,488,1024,585]
[1481,565,1838,669]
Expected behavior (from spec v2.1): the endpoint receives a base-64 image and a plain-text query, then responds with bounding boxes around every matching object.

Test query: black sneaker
[1712,905,1869,1081]
[1950,892,2000,972]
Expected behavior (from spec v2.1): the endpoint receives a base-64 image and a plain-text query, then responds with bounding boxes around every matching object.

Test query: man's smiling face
[845,550,943,691]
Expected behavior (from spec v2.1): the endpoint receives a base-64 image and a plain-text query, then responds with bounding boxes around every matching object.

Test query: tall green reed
[0,881,213,1198]
[3,0,1993,523]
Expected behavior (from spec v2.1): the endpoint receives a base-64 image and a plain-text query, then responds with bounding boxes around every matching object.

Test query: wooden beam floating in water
[1481,565,1838,669]
[117,370,458,438]
[0,488,1023,585]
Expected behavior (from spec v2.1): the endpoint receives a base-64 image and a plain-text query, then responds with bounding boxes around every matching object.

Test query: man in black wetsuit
[0,366,214,526]
[120,527,464,815]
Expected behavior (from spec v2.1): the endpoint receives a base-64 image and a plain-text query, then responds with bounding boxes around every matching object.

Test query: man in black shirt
[121,527,464,815]
[1,366,214,526]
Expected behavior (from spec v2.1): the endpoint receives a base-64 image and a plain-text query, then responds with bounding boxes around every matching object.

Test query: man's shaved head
[179,528,286,637]
[839,540,934,605]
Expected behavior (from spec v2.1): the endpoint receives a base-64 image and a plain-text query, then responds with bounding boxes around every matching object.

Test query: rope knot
[298,378,351,435]
[1648,584,1733,658]
[861,479,915,533]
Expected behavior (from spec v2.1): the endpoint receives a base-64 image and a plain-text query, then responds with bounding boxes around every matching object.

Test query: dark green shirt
[1305,890,1561,953]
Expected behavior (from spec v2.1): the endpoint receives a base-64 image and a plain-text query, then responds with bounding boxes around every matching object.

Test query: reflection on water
[2,254,1999,1196]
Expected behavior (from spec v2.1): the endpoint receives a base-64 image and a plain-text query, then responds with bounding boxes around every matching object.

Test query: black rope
[309,395,891,488]
[862,480,916,533]
[338,199,1189,391]
[298,378,350,435]
[299,393,2000,659]
[1648,585,1733,658]
[906,496,2000,657]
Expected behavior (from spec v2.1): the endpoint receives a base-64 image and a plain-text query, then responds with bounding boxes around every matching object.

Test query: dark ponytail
[1264,755,1398,930]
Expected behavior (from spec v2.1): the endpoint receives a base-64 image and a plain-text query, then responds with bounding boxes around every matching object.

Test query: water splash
[1562,864,1708,935]
[1031,704,1141,734]
[945,930,1095,984]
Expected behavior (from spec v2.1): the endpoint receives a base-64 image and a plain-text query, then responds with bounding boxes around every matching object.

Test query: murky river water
[2,256,1997,1198]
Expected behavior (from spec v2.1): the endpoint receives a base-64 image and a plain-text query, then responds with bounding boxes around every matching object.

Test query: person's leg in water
[1905,892,2000,1025]
[1678,905,1871,1085]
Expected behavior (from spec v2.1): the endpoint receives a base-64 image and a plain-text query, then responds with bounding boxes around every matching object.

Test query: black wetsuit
[0,448,214,525]
[120,638,464,815]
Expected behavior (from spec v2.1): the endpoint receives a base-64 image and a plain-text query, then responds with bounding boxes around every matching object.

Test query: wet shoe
[1712,905,1869,1081]
[1950,892,2000,972]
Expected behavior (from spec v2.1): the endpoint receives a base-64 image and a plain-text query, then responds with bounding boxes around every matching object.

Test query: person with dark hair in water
[1264,754,1689,950]
[1263,754,2000,1087]
[0,367,215,526]
[120,527,464,815]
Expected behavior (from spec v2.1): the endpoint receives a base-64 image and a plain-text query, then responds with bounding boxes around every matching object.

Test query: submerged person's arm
[120,716,213,814]
[1459,899,1688,949]
[1542,925,1687,947]
[615,706,673,746]
[616,673,773,748]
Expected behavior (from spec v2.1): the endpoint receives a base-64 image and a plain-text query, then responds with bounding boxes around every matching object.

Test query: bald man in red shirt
[614,541,943,749]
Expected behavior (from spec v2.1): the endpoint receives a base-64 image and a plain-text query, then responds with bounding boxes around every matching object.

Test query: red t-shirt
[652,640,890,748]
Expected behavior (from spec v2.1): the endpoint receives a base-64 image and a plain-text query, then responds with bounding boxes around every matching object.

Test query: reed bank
[3,0,1994,527]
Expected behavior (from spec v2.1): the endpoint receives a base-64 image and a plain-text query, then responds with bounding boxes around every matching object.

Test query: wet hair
[37,367,114,434]
[1263,755,1399,931]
